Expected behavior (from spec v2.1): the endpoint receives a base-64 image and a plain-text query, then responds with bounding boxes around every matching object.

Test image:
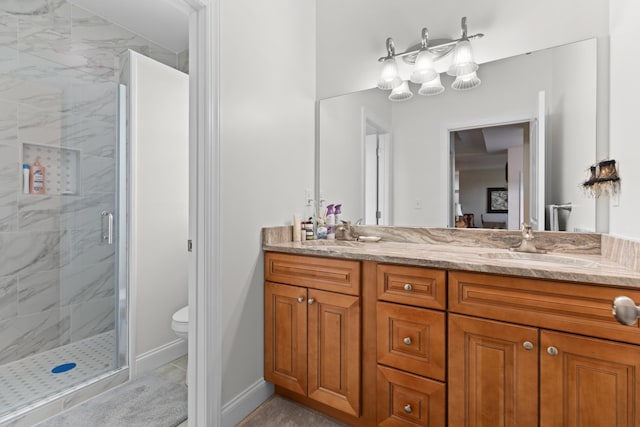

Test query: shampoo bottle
[30,158,45,194]
[22,164,30,194]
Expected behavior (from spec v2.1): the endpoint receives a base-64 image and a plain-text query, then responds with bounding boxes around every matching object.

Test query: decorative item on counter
[326,204,335,240]
[582,159,620,198]
[22,164,30,194]
[292,215,301,242]
[29,158,45,194]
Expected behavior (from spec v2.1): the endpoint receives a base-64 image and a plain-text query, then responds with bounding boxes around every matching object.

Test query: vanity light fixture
[377,17,484,101]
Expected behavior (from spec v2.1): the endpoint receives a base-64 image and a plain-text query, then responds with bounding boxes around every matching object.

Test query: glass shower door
[0,39,127,424]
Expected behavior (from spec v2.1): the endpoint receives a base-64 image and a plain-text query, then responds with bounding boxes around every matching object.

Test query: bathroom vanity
[263,227,640,426]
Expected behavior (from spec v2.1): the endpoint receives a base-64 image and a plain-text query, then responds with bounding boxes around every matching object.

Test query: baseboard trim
[135,339,187,377]
[221,378,274,427]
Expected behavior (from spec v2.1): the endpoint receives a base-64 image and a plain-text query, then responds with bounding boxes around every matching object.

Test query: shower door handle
[101,211,114,245]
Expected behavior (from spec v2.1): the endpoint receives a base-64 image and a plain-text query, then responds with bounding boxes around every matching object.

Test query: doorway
[450,121,531,230]
[363,112,391,225]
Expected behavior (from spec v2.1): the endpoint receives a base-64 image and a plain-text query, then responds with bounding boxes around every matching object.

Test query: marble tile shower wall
[0,0,182,365]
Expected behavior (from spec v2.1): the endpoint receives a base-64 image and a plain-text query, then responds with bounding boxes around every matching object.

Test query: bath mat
[35,373,187,427]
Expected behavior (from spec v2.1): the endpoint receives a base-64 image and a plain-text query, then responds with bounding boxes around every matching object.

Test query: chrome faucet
[335,220,359,241]
[510,223,546,254]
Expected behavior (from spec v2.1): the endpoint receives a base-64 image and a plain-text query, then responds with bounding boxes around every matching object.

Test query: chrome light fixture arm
[377,19,483,63]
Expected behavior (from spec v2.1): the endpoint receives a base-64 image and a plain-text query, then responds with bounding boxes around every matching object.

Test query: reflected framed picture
[487,187,508,213]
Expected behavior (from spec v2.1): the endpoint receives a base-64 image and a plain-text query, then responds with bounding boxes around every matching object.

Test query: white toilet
[171,306,189,383]
[171,306,189,341]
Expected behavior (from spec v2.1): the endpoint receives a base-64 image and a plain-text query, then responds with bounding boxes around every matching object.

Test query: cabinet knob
[307,298,315,305]
[403,337,412,345]
[297,297,304,303]
[547,346,559,356]
[612,296,640,326]
[403,283,413,291]
[404,404,412,414]
[523,341,534,351]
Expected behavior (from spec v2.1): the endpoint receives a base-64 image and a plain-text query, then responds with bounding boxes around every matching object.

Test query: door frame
[442,114,535,228]
[173,0,222,426]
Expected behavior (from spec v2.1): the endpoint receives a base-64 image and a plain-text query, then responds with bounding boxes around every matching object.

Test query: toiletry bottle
[335,204,342,225]
[292,215,301,242]
[326,204,335,240]
[30,158,45,194]
[22,164,30,194]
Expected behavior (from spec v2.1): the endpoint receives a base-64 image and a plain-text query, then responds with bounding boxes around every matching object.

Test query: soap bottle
[30,158,45,194]
[326,204,335,240]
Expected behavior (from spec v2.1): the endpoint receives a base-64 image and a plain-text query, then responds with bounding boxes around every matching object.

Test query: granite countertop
[263,234,640,289]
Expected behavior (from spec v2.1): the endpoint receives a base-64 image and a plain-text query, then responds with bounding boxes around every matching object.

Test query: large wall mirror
[318,38,598,232]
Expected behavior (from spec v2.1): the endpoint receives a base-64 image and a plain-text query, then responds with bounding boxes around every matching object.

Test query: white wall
[319,89,391,221]
[548,39,597,232]
[130,53,189,360]
[459,168,507,226]
[609,0,640,240]
[219,0,316,407]
[317,0,609,98]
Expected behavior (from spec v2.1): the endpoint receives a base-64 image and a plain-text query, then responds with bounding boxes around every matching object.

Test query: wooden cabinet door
[307,288,361,417]
[449,314,539,427]
[541,330,640,427]
[264,282,307,396]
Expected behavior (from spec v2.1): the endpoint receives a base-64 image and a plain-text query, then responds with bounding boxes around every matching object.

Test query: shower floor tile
[0,330,116,418]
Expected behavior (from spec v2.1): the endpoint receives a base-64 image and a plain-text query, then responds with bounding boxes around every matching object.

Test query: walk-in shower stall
[0,1,184,423]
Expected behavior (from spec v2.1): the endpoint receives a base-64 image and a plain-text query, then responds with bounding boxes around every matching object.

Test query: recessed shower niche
[22,143,80,196]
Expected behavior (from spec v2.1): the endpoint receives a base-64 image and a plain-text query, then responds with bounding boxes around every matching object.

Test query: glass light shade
[418,74,444,96]
[447,39,479,77]
[410,50,438,84]
[451,71,481,91]
[377,58,402,90]
[388,81,413,102]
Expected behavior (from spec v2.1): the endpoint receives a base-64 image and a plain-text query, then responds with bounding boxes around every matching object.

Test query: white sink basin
[479,252,597,268]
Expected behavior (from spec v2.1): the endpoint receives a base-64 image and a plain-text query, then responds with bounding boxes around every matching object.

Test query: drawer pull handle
[403,337,412,345]
[404,404,412,414]
[523,341,534,351]
[612,296,640,325]
[297,297,304,303]
[547,346,558,356]
[403,283,413,291]
[307,298,315,305]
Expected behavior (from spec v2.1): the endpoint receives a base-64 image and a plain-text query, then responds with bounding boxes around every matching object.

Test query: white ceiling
[454,123,526,171]
[71,0,190,53]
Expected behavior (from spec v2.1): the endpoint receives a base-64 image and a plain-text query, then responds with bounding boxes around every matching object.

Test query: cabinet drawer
[449,271,640,345]
[377,302,445,380]
[377,264,446,309]
[265,252,360,295]
[377,365,445,427]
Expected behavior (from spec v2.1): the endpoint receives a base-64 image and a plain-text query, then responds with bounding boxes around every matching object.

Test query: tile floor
[0,331,117,420]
